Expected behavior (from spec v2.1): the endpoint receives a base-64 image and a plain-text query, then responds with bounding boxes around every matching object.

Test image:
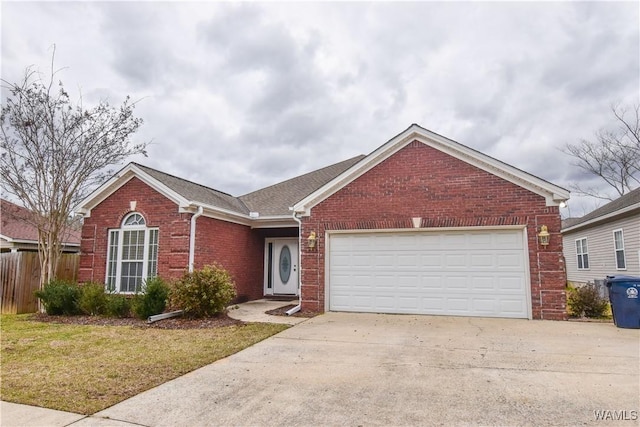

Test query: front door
[266,239,299,295]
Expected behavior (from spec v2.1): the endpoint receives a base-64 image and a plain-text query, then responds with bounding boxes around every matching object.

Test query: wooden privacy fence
[1,252,79,314]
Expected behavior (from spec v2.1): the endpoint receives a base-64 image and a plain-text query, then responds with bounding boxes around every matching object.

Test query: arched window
[106,213,159,293]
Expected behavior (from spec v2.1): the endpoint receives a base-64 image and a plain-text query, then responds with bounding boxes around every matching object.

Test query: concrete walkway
[0,401,86,427]
[226,298,308,325]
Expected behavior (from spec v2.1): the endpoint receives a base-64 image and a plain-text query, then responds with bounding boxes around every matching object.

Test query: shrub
[78,282,108,316]
[170,264,237,318]
[104,294,131,318]
[34,280,81,315]
[567,283,609,318]
[131,277,170,320]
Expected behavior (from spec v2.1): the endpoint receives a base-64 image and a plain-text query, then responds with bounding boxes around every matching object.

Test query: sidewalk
[0,401,86,427]
[1,299,305,426]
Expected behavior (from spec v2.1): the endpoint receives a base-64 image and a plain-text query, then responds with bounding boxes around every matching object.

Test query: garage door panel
[328,230,529,318]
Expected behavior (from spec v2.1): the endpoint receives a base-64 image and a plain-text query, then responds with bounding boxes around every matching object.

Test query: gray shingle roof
[131,156,365,217]
[133,163,250,214]
[562,187,640,231]
[239,155,366,216]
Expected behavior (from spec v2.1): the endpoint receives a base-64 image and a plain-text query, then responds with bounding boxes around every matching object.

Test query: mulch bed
[29,313,242,329]
[264,304,317,318]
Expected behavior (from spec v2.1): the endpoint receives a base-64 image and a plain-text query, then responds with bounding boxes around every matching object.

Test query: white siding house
[562,189,640,285]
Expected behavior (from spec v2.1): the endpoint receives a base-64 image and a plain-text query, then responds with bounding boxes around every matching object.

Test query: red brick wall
[80,177,190,283]
[194,217,264,302]
[299,141,566,320]
[79,177,265,302]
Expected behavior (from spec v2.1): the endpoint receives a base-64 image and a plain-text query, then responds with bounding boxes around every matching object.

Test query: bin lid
[605,275,640,285]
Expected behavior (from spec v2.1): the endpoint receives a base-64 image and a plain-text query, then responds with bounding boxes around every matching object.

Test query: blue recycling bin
[606,275,640,329]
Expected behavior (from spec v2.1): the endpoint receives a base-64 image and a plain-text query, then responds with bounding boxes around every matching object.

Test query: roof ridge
[131,162,236,198]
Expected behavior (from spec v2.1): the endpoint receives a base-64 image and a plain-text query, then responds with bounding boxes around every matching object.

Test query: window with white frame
[613,229,626,270]
[106,213,159,293]
[576,238,589,270]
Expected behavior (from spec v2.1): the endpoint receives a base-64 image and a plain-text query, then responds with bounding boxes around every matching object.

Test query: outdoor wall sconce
[538,225,550,247]
[307,231,317,249]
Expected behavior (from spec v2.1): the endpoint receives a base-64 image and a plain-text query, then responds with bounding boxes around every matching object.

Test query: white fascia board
[294,125,569,214]
[77,164,190,217]
[181,203,252,226]
[561,203,640,234]
[250,216,299,229]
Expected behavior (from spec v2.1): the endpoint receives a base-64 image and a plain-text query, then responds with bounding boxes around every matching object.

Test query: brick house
[77,124,569,319]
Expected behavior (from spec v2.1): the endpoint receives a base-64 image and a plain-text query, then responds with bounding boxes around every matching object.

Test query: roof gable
[562,187,640,233]
[77,163,250,219]
[293,124,570,215]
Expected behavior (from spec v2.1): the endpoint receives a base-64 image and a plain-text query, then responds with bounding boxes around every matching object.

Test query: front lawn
[0,314,288,414]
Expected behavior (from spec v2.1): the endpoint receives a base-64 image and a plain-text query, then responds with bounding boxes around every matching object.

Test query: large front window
[106,213,159,293]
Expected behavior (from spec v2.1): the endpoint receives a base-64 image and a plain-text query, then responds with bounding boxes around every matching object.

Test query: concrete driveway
[69,313,638,426]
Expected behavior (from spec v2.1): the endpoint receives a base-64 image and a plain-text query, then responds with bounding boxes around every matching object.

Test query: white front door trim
[264,238,299,296]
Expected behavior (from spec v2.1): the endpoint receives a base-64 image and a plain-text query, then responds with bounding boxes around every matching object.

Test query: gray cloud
[1,1,638,216]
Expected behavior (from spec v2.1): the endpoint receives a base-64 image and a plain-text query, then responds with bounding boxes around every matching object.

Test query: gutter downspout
[188,205,204,273]
[286,211,302,316]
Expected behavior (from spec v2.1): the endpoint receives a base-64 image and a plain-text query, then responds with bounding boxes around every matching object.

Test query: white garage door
[328,229,530,318]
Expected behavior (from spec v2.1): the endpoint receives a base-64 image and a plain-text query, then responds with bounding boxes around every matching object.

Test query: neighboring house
[76,124,569,320]
[562,188,640,286]
[1,199,81,253]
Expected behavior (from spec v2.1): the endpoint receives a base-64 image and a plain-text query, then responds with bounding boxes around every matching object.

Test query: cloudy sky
[2,1,638,217]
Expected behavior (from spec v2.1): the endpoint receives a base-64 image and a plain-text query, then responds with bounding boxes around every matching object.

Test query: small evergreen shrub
[78,282,108,316]
[170,264,237,318]
[567,283,609,318]
[35,280,81,315]
[104,294,131,318]
[131,277,170,320]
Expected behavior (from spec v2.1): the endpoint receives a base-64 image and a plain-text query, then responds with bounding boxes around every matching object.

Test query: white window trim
[613,229,626,270]
[106,213,159,294]
[576,237,589,270]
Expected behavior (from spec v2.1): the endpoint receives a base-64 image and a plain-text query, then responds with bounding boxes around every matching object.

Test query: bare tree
[563,104,640,200]
[1,52,146,288]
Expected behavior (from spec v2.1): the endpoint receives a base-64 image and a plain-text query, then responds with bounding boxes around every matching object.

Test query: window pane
[121,261,143,293]
[106,230,119,291]
[124,213,145,226]
[583,254,589,269]
[122,230,145,261]
[614,231,624,250]
[577,256,584,270]
[147,229,159,278]
[616,251,626,269]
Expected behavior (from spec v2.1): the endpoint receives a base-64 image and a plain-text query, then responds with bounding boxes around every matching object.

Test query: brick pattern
[79,177,265,302]
[194,217,264,302]
[299,142,566,320]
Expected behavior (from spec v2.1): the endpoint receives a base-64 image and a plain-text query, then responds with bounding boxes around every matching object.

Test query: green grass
[0,315,288,414]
